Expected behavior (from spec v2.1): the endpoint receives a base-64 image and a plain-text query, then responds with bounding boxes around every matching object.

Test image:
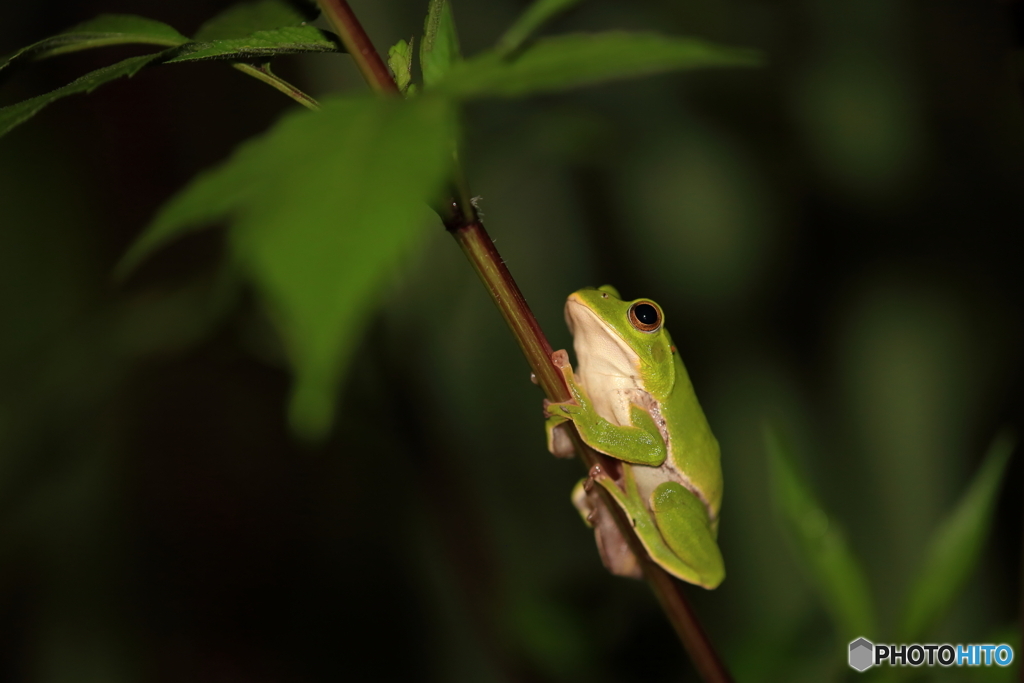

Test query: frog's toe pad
[550,349,571,368]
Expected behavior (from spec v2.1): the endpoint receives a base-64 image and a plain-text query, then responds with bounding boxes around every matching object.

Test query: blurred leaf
[971,624,1020,683]
[0,54,164,138]
[0,14,187,73]
[388,38,415,94]
[898,430,1015,642]
[194,0,306,41]
[0,7,331,138]
[765,424,877,641]
[420,0,461,87]
[119,95,455,439]
[495,0,585,56]
[163,26,340,64]
[432,32,761,99]
[508,594,593,680]
[112,268,241,359]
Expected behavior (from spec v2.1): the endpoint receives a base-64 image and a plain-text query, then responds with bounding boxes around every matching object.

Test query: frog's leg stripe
[592,466,722,589]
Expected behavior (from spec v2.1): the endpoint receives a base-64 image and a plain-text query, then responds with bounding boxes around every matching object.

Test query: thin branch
[313,2,734,681]
[233,63,321,110]
[443,202,561,394]
[316,0,399,95]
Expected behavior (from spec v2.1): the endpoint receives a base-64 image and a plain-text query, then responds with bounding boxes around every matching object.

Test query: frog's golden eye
[628,301,662,332]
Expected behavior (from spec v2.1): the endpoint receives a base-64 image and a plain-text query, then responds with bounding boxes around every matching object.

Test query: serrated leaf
[420,0,461,87]
[495,0,585,56]
[164,26,340,64]
[898,431,1015,642]
[120,96,455,439]
[0,8,328,138]
[765,425,877,641]
[0,14,187,73]
[194,0,307,41]
[388,38,415,94]
[0,53,165,138]
[433,31,761,99]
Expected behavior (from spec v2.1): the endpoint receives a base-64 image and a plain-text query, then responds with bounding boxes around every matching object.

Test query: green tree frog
[544,286,724,589]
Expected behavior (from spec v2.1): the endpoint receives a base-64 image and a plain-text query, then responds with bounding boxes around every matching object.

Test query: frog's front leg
[543,350,666,466]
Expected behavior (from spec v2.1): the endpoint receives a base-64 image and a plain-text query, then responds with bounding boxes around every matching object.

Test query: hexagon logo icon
[849,638,874,672]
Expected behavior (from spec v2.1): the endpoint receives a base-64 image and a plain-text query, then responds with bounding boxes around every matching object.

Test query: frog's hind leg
[650,482,724,589]
[589,465,724,589]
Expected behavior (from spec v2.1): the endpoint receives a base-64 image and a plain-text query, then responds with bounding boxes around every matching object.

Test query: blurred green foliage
[1,0,756,441]
[1,0,1022,682]
[122,93,457,438]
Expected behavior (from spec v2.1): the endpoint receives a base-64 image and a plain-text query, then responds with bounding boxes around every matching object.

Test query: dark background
[1,0,1022,681]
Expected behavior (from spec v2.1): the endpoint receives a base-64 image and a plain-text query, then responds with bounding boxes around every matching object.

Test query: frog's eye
[628,301,662,332]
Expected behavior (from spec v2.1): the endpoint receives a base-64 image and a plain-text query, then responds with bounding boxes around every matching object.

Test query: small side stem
[233,64,321,110]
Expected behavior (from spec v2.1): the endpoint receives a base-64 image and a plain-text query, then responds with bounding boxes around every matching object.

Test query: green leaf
[495,0,585,56]
[0,14,187,73]
[0,7,329,137]
[120,96,455,439]
[194,0,307,41]
[0,53,165,138]
[420,0,461,87]
[765,425,877,641]
[388,38,415,94]
[898,431,1015,642]
[432,31,762,99]
[163,26,340,64]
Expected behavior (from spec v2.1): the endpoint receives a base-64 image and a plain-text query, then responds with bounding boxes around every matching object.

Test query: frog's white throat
[566,298,645,428]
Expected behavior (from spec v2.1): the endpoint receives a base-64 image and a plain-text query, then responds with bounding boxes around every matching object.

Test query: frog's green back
[663,352,723,519]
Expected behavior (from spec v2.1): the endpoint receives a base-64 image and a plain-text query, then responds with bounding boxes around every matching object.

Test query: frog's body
[545,286,724,589]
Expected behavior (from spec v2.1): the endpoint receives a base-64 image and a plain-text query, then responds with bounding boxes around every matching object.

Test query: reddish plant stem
[314,2,733,681]
[317,0,399,95]
[443,203,565,398]
[642,554,734,683]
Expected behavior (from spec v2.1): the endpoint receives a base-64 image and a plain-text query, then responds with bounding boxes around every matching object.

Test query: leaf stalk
[234,63,321,110]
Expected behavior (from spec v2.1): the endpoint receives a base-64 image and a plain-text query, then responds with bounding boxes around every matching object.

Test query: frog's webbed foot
[542,349,599,429]
[572,476,643,580]
[543,349,588,458]
[549,349,586,404]
[545,414,576,458]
